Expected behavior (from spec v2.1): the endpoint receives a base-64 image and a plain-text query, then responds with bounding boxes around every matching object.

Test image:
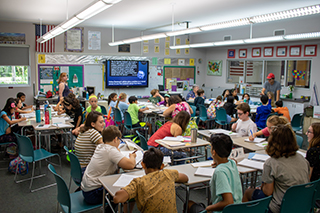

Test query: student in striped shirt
[74,111,104,170]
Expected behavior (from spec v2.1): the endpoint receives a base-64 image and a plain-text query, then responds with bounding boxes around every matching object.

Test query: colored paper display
[291,70,306,80]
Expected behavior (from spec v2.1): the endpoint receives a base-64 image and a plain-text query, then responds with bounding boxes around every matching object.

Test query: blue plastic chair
[48,164,102,213]
[215,107,232,129]
[291,113,303,132]
[124,112,148,138]
[135,130,148,151]
[199,104,215,128]
[113,107,123,127]
[295,135,303,148]
[222,196,272,213]
[190,105,197,117]
[100,105,108,116]
[13,133,61,192]
[63,146,82,189]
[280,179,320,213]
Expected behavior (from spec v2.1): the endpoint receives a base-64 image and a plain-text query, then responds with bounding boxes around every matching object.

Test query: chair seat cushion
[34,149,59,162]
[61,191,102,213]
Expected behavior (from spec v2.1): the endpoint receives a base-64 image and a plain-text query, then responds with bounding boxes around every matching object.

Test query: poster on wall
[0,32,25,44]
[64,27,84,52]
[88,31,101,50]
[289,45,301,57]
[239,49,247,58]
[207,60,222,76]
[252,47,261,57]
[304,45,317,57]
[264,47,273,57]
[227,49,235,58]
[276,46,287,57]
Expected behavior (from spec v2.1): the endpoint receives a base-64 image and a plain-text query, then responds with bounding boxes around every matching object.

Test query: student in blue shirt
[186,84,199,101]
[255,95,271,129]
[115,92,129,121]
[188,134,243,213]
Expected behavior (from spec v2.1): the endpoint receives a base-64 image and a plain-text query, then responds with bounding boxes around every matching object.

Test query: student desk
[155,138,210,164]
[198,130,266,152]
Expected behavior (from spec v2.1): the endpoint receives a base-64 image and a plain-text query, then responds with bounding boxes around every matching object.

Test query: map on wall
[207,60,222,76]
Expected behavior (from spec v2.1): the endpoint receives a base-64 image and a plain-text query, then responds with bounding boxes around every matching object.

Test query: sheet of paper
[121,150,144,166]
[37,124,51,128]
[245,138,266,143]
[57,123,72,128]
[191,161,212,168]
[194,167,215,177]
[251,154,270,162]
[162,136,191,142]
[255,142,268,147]
[209,129,238,136]
[238,159,264,170]
[297,151,306,157]
[125,140,139,150]
[161,141,186,147]
[113,174,143,187]
[230,147,245,159]
[164,156,171,163]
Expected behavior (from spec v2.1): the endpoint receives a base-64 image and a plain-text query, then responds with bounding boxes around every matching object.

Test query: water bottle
[47,105,52,121]
[45,110,50,124]
[36,100,41,123]
[191,128,197,143]
[86,91,89,100]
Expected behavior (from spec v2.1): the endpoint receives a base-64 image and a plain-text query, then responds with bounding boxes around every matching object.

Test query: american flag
[35,24,55,52]
[229,61,253,76]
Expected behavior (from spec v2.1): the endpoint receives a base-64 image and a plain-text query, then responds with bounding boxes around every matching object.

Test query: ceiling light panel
[200,18,251,31]
[76,1,112,20]
[244,36,284,43]
[122,37,143,43]
[214,40,244,46]
[165,28,201,36]
[284,32,320,40]
[170,45,190,49]
[141,33,167,41]
[108,41,125,46]
[189,42,214,48]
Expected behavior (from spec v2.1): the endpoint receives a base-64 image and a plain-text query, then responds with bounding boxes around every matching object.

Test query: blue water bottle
[86,91,89,100]
[35,100,41,123]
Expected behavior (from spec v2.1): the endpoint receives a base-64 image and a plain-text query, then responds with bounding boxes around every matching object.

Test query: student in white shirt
[231,103,257,137]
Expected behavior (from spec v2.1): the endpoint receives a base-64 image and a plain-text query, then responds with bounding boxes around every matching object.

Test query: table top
[155,137,210,150]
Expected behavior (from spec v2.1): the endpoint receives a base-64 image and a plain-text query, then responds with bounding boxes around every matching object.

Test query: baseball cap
[267,73,275,79]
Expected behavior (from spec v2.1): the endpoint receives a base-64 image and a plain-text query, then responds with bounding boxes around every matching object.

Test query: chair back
[223,196,272,213]
[100,105,108,115]
[14,133,34,162]
[113,107,123,125]
[280,179,319,213]
[135,130,148,150]
[190,105,197,117]
[48,164,71,212]
[215,107,228,124]
[199,104,207,121]
[291,113,303,129]
[124,112,133,129]
[63,146,82,186]
[295,135,303,148]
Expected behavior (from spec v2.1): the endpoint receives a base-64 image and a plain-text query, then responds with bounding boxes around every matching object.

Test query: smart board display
[105,60,149,88]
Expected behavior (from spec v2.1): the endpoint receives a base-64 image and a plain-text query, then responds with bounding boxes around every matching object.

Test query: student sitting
[59,93,83,132]
[113,147,189,213]
[74,111,104,169]
[148,89,164,104]
[207,95,223,119]
[14,98,33,119]
[239,93,253,105]
[231,103,257,137]
[86,95,101,114]
[0,98,26,143]
[81,126,136,205]
[16,92,33,110]
[194,89,205,115]
[243,124,309,213]
[249,115,289,141]
[230,89,239,101]
[306,122,320,181]
[107,92,118,118]
[163,95,193,118]
[157,94,170,106]
[255,95,271,129]
[188,134,242,212]
[115,93,129,121]
[222,89,230,102]
[127,96,152,134]
[223,96,237,123]
[272,100,291,122]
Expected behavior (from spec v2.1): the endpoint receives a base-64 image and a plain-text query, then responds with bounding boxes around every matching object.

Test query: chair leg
[29,162,36,191]
[56,201,60,213]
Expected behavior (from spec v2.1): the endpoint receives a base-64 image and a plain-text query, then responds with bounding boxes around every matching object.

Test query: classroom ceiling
[1,0,320,34]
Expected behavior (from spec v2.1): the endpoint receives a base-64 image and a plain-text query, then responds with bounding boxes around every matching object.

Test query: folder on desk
[249,153,270,162]
[161,141,186,147]
[194,167,215,177]
[238,159,264,170]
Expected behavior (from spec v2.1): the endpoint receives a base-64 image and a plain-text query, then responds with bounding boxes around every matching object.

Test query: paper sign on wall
[164,58,171,64]
[189,58,195,66]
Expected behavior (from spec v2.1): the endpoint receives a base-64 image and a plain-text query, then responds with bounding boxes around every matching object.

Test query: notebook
[244,138,266,143]
[161,141,186,147]
[238,159,264,170]
[194,167,215,177]
[209,129,238,136]
[250,153,270,162]
[191,161,212,168]
[113,174,144,187]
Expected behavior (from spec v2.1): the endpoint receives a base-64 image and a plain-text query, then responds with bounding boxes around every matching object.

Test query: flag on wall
[229,61,253,76]
[35,24,55,52]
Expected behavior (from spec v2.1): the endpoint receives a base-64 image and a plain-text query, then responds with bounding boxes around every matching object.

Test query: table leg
[102,188,106,213]
[171,150,174,165]
[206,183,211,206]
[184,185,190,213]
[35,130,38,150]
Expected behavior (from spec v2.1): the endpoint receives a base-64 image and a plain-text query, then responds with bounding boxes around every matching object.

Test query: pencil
[132,149,138,154]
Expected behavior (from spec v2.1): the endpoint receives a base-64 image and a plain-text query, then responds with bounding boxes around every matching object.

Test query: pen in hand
[132,149,138,154]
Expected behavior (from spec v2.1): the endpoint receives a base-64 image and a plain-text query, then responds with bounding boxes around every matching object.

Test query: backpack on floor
[8,156,28,175]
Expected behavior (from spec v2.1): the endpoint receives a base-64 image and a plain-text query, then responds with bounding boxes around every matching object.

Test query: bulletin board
[38,64,84,93]
[163,66,195,90]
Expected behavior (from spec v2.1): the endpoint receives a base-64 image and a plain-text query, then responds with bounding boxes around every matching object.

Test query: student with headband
[59,93,83,131]
[86,95,101,114]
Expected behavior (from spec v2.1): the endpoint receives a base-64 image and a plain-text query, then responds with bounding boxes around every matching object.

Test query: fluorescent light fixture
[141,33,167,41]
[284,32,320,39]
[61,17,83,30]
[76,1,113,20]
[165,28,201,36]
[214,40,244,46]
[200,18,251,31]
[42,33,53,40]
[250,4,320,23]
[122,37,143,43]
[170,45,190,49]
[108,41,125,46]
[49,27,64,36]
[102,0,121,3]
[189,42,215,48]
[244,36,284,43]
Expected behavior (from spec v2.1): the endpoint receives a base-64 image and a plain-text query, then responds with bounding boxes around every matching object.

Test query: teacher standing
[58,72,71,102]
[261,73,281,101]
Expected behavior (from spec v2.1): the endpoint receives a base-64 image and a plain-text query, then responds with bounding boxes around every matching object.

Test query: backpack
[8,156,29,175]
[182,117,198,136]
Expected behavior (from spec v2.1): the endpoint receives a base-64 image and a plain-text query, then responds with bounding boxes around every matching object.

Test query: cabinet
[282,101,308,120]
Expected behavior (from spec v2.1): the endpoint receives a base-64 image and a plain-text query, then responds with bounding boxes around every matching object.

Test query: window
[287,60,311,88]
[227,60,244,83]
[265,61,285,86]
[0,66,29,85]
[246,61,263,84]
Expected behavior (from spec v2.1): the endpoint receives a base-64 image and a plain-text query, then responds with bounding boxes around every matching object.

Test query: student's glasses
[237,112,244,116]
[307,130,314,134]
